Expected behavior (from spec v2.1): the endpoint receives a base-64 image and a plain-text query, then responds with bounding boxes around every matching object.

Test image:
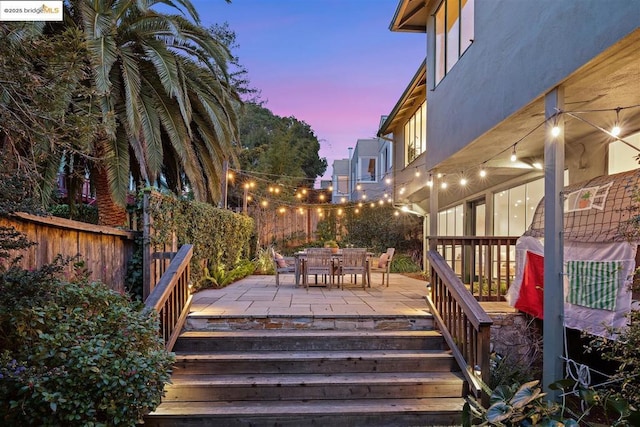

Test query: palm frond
[80,1,118,94]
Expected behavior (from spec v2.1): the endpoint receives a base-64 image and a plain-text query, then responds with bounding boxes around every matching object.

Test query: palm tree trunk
[94,165,128,227]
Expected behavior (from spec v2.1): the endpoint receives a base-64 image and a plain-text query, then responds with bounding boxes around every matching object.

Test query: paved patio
[189,272,431,318]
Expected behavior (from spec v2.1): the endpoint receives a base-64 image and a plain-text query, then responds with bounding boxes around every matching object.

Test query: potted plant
[324,240,339,253]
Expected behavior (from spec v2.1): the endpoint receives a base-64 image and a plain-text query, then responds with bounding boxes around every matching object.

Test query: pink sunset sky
[190,0,425,185]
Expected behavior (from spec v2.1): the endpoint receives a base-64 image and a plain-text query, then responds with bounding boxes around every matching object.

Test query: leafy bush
[315,204,422,253]
[200,259,256,290]
[144,190,254,286]
[0,256,174,426]
[464,380,580,426]
[253,246,275,275]
[48,203,99,224]
[586,305,640,424]
[390,254,421,273]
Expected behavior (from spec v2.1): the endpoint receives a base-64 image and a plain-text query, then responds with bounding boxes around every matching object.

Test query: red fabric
[515,251,545,319]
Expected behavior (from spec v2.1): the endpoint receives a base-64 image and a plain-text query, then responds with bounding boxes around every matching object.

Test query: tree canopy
[236,102,327,190]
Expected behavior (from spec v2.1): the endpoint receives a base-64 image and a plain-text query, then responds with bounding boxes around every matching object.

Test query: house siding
[425,0,640,169]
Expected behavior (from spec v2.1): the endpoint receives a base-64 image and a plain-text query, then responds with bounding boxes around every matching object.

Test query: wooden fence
[0,212,136,293]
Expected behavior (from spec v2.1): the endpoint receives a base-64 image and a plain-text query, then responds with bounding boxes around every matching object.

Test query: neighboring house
[379,0,640,240]
[330,117,394,204]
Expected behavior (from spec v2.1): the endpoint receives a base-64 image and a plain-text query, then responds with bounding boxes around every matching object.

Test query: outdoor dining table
[293,249,373,287]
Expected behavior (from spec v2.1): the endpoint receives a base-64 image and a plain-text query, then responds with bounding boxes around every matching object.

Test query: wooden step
[173,349,458,374]
[145,397,464,426]
[173,330,446,352]
[146,318,466,426]
[163,371,466,401]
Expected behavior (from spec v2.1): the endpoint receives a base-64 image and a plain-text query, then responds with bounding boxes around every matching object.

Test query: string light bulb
[611,107,622,137]
[510,145,517,162]
[441,181,448,189]
[460,176,468,186]
[479,167,487,178]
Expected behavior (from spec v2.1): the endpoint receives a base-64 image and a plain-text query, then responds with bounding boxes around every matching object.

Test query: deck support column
[543,86,565,401]
[429,174,438,251]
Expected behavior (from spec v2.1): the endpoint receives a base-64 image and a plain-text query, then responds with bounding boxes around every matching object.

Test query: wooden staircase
[144,315,466,426]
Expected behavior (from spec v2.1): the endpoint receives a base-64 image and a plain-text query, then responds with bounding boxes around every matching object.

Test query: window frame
[433,0,475,86]
[357,156,378,182]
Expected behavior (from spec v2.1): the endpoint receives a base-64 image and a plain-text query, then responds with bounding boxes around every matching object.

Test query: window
[358,157,377,182]
[493,178,545,236]
[608,130,640,174]
[404,101,427,166]
[336,175,348,194]
[434,0,475,85]
[437,204,464,236]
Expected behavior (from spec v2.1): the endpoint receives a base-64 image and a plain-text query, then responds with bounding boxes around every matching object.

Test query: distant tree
[232,103,327,207]
[208,22,261,103]
[225,103,328,209]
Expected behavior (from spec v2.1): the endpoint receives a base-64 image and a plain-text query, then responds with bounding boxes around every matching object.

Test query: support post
[543,87,565,400]
[429,174,439,251]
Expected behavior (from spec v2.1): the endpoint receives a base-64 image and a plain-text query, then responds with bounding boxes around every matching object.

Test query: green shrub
[463,380,580,426]
[144,191,254,285]
[0,258,174,426]
[253,246,275,275]
[390,254,421,273]
[199,259,255,290]
[48,203,99,224]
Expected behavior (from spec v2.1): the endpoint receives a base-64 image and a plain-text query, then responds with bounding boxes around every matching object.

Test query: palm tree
[67,0,240,226]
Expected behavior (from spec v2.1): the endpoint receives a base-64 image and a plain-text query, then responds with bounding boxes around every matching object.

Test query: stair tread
[179,330,441,339]
[169,371,464,385]
[174,349,452,361]
[149,397,465,416]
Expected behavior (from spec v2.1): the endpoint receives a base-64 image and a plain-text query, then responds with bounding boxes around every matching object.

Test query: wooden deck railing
[426,249,493,405]
[434,236,519,301]
[144,244,193,351]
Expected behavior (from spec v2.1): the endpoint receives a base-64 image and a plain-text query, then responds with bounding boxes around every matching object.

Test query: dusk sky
[188,0,425,184]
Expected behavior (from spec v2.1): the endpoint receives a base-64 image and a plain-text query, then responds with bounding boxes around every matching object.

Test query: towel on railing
[566,260,621,311]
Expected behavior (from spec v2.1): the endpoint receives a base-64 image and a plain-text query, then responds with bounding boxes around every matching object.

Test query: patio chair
[303,248,335,290]
[369,248,395,287]
[271,248,296,286]
[338,248,368,290]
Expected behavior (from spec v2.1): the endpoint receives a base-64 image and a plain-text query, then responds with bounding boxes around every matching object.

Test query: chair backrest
[305,248,333,273]
[386,248,395,263]
[341,248,367,269]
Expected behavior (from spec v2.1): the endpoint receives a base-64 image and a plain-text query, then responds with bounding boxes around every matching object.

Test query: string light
[228,103,639,214]
[611,107,622,137]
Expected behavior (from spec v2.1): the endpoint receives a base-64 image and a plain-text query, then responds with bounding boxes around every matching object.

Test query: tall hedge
[146,191,254,285]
